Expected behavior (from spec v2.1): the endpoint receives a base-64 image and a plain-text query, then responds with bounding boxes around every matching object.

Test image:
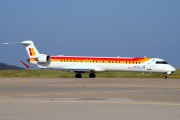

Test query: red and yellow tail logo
[29,48,36,56]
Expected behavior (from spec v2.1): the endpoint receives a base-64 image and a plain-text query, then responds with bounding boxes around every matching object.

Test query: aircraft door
[147,62,151,70]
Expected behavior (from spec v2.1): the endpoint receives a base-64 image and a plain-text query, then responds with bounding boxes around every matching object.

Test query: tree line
[0,62,24,70]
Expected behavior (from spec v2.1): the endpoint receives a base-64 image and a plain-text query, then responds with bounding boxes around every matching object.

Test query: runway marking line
[169,89,180,91]
[21,80,29,83]
[150,89,180,92]
[126,91,139,93]
[0,96,11,98]
[53,93,68,96]
[0,100,179,106]
[25,94,41,97]
[149,90,163,92]
[80,92,92,95]
[104,92,117,94]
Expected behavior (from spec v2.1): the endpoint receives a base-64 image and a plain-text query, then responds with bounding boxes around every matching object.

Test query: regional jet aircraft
[3,40,175,78]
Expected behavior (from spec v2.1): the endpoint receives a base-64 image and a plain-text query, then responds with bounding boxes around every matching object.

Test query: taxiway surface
[0,78,180,120]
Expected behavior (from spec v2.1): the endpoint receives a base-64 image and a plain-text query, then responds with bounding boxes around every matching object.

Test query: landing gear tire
[89,73,96,78]
[75,73,82,78]
[163,73,167,79]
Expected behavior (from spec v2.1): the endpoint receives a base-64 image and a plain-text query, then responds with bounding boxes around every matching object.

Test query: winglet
[20,60,31,68]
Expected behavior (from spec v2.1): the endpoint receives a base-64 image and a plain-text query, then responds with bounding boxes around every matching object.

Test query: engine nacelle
[37,55,51,63]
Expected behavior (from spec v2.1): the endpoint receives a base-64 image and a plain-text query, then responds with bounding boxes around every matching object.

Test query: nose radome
[170,66,176,72]
[172,67,176,71]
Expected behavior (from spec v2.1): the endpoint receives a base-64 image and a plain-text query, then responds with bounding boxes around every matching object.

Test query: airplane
[3,40,176,79]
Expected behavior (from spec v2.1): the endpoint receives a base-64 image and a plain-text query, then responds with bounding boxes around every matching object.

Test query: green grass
[0,69,180,78]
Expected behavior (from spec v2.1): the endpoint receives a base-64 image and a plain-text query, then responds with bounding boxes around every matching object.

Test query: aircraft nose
[172,67,176,71]
[170,66,176,73]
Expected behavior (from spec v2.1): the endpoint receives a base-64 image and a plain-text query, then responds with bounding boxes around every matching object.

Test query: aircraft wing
[20,60,96,73]
[58,68,95,73]
[58,66,105,73]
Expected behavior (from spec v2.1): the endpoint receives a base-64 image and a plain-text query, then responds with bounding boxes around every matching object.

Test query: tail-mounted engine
[36,55,51,63]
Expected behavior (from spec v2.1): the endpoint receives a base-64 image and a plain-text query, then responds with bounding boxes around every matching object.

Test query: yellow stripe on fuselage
[30,57,151,64]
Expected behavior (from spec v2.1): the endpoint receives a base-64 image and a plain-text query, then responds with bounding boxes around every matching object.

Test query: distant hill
[0,62,24,70]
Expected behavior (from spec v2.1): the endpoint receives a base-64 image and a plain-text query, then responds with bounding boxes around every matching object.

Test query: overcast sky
[0,0,180,68]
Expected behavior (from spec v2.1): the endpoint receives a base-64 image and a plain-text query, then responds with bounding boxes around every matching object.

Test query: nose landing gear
[163,73,167,79]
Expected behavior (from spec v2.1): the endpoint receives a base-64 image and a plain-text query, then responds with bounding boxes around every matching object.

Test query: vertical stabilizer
[21,40,40,58]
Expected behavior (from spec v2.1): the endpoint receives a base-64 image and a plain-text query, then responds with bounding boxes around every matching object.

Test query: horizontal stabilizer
[3,42,21,44]
[20,60,31,68]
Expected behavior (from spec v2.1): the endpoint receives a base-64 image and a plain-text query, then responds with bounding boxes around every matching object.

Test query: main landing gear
[89,73,96,78]
[75,73,96,78]
[163,73,167,79]
[75,73,82,78]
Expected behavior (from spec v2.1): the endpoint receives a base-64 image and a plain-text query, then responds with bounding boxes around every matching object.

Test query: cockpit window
[156,61,168,64]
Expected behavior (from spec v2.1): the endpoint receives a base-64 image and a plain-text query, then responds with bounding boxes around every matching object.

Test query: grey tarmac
[0,78,180,120]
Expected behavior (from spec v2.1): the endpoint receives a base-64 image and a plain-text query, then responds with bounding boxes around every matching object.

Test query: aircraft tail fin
[3,40,40,58]
[21,40,40,58]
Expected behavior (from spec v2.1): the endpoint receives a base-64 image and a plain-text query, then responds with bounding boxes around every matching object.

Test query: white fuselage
[31,56,175,74]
